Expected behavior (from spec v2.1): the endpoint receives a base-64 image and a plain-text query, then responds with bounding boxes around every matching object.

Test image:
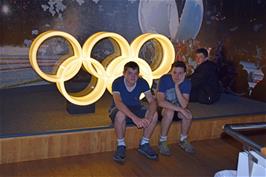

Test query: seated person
[189,48,221,104]
[109,61,158,163]
[157,61,195,155]
[251,66,266,102]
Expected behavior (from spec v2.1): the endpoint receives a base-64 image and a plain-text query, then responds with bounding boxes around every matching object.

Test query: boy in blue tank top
[109,61,158,163]
[157,61,195,155]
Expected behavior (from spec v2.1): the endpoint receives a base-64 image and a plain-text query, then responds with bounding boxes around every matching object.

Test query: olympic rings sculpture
[29,31,175,105]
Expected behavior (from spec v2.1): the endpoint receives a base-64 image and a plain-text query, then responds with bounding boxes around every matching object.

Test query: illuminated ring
[130,33,175,79]
[82,32,130,79]
[29,30,82,82]
[59,32,132,105]
[29,31,175,105]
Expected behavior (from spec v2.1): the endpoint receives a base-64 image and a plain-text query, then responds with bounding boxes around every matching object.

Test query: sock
[140,137,150,145]
[180,134,188,142]
[159,135,167,142]
[117,138,126,146]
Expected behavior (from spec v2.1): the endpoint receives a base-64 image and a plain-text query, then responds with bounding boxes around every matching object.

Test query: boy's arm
[157,92,182,112]
[175,86,190,108]
[174,74,189,108]
[113,93,146,128]
[144,91,157,121]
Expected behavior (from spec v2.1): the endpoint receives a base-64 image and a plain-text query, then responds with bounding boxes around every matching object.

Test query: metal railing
[223,122,266,156]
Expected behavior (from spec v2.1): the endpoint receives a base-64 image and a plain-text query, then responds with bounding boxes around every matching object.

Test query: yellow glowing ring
[56,58,107,105]
[131,33,175,79]
[29,31,175,105]
[29,30,82,82]
[82,32,130,78]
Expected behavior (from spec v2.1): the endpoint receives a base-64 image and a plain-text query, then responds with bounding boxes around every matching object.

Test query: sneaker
[113,145,126,163]
[138,143,158,160]
[179,139,195,154]
[159,141,171,156]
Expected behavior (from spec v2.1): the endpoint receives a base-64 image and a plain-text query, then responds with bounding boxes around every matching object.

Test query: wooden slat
[0,114,265,164]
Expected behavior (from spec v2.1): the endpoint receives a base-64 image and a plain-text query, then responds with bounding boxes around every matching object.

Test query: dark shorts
[158,108,181,121]
[109,105,147,125]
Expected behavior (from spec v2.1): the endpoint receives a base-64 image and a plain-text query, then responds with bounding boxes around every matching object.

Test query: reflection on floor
[1,84,266,137]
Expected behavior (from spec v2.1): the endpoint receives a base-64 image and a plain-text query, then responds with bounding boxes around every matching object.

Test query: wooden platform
[1,113,265,164]
[1,86,266,164]
[0,138,245,177]
[1,86,266,137]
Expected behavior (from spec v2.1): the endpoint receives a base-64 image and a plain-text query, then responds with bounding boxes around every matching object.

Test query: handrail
[223,122,266,156]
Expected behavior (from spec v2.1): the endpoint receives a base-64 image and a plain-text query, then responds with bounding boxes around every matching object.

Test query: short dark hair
[171,61,186,72]
[196,48,208,58]
[123,61,139,73]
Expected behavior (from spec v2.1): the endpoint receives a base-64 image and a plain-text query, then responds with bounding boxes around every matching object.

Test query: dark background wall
[0,0,265,89]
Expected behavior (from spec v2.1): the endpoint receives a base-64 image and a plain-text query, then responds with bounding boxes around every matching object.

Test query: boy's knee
[180,111,192,120]
[186,111,193,120]
[187,114,192,120]
[115,111,126,123]
[162,109,174,119]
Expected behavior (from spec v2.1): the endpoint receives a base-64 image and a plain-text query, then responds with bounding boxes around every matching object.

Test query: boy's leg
[158,108,175,155]
[111,109,127,162]
[138,110,158,160]
[114,111,127,139]
[160,108,175,136]
[177,109,195,154]
[178,109,192,137]
[143,111,158,138]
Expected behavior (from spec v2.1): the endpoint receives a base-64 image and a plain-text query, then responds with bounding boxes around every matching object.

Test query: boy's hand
[175,74,185,87]
[179,108,191,119]
[141,118,151,128]
[132,117,144,128]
